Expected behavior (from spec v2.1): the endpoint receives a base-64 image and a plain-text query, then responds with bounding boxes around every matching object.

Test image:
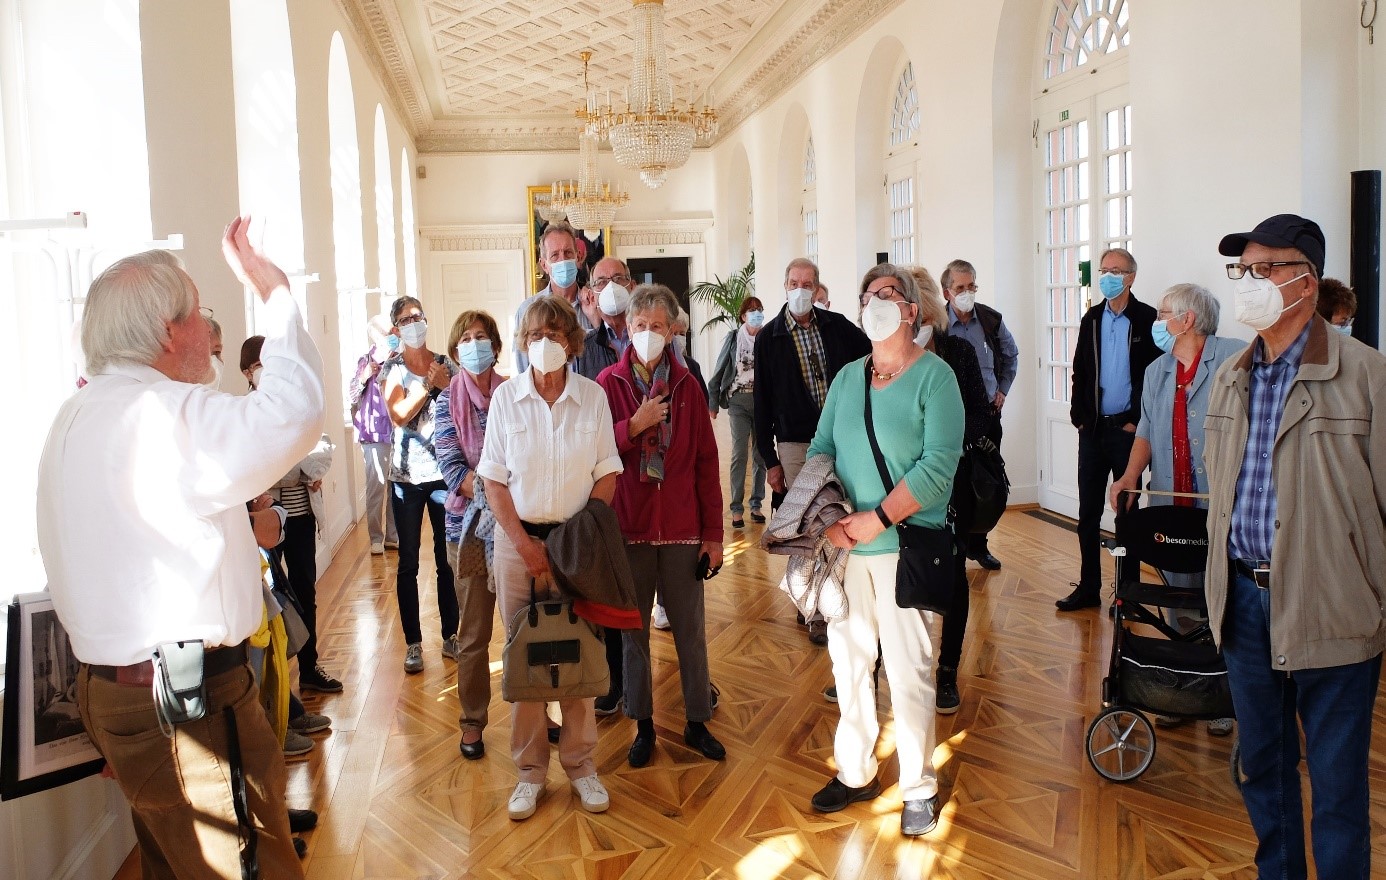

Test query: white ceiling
[336,0,906,153]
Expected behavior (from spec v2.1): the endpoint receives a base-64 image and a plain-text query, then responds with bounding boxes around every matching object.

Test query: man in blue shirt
[941,258,1019,570]
[1061,248,1161,610]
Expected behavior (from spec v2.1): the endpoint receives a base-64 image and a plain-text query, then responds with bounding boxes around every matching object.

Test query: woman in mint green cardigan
[804,263,964,838]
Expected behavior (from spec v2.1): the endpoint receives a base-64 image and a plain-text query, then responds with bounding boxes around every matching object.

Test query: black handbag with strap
[961,436,1010,534]
[862,359,956,614]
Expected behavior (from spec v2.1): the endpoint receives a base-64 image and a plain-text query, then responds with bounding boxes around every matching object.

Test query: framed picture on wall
[1,592,104,800]
[526,184,612,295]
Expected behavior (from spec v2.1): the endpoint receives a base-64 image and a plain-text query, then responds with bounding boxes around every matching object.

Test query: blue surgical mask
[1333,321,1354,336]
[745,310,764,328]
[386,334,400,351]
[457,338,495,374]
[1098,272,1126,300]
[549,259,578,288]
[1151,319,1181,353]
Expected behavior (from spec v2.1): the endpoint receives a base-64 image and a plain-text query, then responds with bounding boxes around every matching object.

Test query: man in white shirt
[37,217,324,879]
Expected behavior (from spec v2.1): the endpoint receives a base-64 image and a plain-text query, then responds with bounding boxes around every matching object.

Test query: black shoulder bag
[862,360,956,614]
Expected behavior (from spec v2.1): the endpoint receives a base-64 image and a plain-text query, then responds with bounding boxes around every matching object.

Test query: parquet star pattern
[110,446,1386,879]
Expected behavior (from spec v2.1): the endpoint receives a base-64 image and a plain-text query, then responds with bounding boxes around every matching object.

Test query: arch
[775,102,810,272]
[373,106,396,296]
[400,147,419,299]
[721,141,753,275]
[229,0,304,274]
[327,33,365,292]
[1042,0,1130,82]
[853,35,911,272]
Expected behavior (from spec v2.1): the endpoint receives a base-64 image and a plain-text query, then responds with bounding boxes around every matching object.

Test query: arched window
[400,147,419,298]
[373,107,396,297]
[328,33,367,420]
[1043,0,1131,81]
[889,62,919,148]
[802,136,818,265]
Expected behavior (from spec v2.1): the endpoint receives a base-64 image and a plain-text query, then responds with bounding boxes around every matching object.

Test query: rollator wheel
[1086,706,1156,782]
[1229,737,1244,790]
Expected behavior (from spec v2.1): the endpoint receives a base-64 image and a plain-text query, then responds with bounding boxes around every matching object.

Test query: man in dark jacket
[1059,247,1161,611]
[753,258,871,642]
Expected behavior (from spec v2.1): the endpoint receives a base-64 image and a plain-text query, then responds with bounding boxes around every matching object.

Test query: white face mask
[203,356,223,388]
[631,329,667,363]
[599,281,630,317]
[952,292,976,313]
[249,366,264,390]
[861,296,906,343]
[915,324,935,348]
[528,337,567,375]
[400,321,428,349]
[1234,272,1310,331]
[787,288,814,317]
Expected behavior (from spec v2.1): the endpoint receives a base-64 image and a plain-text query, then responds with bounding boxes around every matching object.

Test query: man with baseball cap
[1203,212,1386,878]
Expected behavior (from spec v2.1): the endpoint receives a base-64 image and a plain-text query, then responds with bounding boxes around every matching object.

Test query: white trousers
[827,551,940,801]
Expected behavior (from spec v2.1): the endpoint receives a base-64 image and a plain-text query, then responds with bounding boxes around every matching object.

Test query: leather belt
[1231,558,1271,589]
[522,521,558,539]
[88,642,249,687]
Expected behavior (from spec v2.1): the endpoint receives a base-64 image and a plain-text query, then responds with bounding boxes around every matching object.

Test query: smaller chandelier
[584,0,718,189]
[550,52,630,230]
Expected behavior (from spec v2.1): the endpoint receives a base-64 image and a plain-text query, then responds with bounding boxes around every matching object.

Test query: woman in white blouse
[478,295,623,822]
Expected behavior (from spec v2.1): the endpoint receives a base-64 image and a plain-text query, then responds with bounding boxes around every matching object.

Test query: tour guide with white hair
[1204,213,1386,879]
[807,263,963,837]
[36,217,324,879]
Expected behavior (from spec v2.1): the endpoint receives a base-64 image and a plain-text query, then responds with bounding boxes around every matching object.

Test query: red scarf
[1170,345,1202,507]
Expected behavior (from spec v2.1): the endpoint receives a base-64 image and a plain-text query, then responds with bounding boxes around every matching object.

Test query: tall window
[885,62,919,267]
[1044,0,1131,81]
[802,136,818,264]
[400,147,418,298]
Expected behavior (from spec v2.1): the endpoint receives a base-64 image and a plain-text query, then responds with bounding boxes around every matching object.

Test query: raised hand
[222,216,290,303]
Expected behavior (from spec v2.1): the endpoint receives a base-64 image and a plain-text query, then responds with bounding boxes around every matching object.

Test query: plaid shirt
[1227,323,1312,562]
[787,310,829,409]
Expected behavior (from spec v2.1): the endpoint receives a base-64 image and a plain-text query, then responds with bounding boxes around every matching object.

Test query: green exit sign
[1060,109,1069,121]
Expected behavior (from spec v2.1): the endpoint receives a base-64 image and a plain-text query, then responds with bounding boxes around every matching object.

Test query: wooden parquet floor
[115,509,1386,879]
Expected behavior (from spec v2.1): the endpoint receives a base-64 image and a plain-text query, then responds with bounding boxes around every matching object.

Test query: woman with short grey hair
[1109,281,1243,736]
[598,282,726,769]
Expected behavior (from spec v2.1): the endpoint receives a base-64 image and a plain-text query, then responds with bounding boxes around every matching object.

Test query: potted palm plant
[690,254,755,333]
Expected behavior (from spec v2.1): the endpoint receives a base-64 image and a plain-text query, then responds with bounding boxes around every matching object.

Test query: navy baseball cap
[1218,213,1325,278]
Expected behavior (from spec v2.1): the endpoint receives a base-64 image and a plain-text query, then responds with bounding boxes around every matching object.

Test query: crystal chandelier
[551,52,630,231]
[585,0,718,189]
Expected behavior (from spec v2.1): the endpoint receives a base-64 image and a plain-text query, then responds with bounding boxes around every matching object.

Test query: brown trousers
[76,661,302,880]
[447,536,496,734]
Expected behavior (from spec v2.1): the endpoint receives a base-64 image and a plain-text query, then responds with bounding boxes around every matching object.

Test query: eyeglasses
[865,285,906,301]
[198,307,214,320]
[524,328,566,344]
[1332,319,1354,330]
[395,313,426,326]
[1225,261,1308,280]
[1098,267,1133,276]
[592,274,631,287]
[950,284,978,294]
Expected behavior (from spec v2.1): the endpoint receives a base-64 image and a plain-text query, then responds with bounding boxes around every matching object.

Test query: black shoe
[811,776,881,812]
[709,682,720,711]
[628,730,656,767]
[750,510,766,523]
[287,808,318,833]
[1056,584,1101,612]
[683,722,726,760]
[293,837,308,859]
[971,552,1002,571]
[547,725,561,744]
[823,684,838,703]
[594,688,623,716]
[796,611,806,626]
[299,666,343,694]
[808,620,828,646]
[901,795,941,836]
[731,516,745,528]
[935,666,960,715]
[459,736,485,760]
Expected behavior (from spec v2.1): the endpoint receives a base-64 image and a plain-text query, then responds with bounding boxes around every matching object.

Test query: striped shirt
[1227,323,1311,562]
[786,310,828,410]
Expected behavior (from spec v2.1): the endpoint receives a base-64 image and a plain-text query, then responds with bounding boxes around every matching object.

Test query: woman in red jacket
[596,284,726,768]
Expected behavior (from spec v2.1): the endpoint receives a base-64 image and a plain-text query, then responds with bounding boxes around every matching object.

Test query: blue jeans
[390,480,458,645]
[1221,568,1380,879]
[726,390,765,515]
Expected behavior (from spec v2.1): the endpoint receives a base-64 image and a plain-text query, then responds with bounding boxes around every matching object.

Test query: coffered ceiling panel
[337,0,906,152]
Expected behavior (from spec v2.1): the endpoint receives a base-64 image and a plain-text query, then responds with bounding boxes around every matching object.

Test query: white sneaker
[1207,717,1235,737]
[370,541,385,555]
[508,781,545,821]
[571,775,609,813]
[652,604,671,631]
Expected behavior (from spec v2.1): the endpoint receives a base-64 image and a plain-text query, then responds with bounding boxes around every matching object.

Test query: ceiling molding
[612,218,715,248]
[333,0,428,135]
[420,223,528,252]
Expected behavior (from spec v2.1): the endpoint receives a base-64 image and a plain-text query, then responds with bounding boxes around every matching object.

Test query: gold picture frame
[526,185,612,295]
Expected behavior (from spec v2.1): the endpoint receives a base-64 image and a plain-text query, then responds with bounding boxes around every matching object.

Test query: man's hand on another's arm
[222,216,290,304]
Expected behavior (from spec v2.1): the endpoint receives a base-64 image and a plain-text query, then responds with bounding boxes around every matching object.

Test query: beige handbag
[501,580,609,702]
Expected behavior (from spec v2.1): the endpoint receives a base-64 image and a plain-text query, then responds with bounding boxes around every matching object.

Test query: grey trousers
[622,542,712,722]
[362,441,397,544]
